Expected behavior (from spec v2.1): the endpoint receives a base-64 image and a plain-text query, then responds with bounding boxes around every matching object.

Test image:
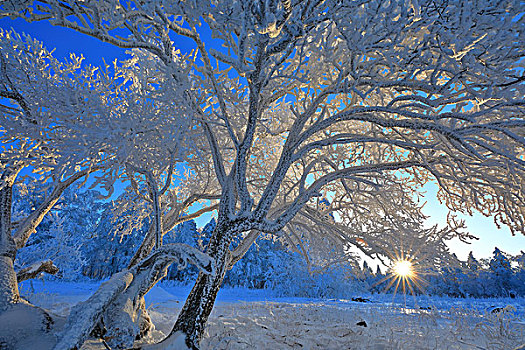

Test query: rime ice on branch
[1,0,524,348]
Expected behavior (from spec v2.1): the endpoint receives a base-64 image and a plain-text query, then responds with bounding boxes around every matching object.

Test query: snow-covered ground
[17,280,525,349]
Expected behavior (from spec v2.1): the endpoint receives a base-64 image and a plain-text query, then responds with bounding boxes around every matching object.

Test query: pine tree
[464,251,482,297]
[165,220,202,283]
[489,247,513,296]
[467,251,480,272]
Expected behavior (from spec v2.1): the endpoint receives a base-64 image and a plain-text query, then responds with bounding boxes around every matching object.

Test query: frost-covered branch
[260,159,438,233]
[16,260,58,282]
[229,230,260,268]
[53,270,134,350]
[13,166,103,249]
[2,0,525,347]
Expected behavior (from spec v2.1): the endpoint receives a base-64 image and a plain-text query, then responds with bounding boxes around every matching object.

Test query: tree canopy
[1,0,524,348]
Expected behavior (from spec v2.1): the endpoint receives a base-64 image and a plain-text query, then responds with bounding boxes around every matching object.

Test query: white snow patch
[142,331,190,350]
[6,281,525,349]
[0,303,57,350]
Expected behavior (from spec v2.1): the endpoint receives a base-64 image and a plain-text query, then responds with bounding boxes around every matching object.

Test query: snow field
[18,281,525,350]
[163,301,525,349]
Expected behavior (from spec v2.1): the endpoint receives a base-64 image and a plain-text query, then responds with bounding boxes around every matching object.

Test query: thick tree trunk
[0,168,56,350]
[0,256,19,310]
[0,168,20,310]
[162,225,233,349]
[124,224,159,344]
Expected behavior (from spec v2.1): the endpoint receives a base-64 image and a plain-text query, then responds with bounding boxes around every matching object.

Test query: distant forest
[14,184,525,299]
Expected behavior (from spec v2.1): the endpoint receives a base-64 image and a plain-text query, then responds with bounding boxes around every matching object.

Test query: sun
[371,253,427,298]
[384,257,424,297]
[393,260,413,278]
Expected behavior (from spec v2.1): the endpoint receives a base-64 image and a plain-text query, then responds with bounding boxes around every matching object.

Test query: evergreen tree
[82,200,145,279]
[466,251,480,272]
[517,251,525,269]
[15,185,106,280]
[511,250,525,296]
[462,251,483,297]
[489,247,513,296]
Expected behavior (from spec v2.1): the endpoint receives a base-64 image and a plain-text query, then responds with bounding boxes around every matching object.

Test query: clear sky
[421,183,525,260]
[2,18,524,261]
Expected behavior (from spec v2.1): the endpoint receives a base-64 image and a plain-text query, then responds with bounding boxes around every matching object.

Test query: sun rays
[373,251,428,299]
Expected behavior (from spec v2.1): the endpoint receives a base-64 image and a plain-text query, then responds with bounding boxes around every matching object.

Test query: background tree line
[15,183,525,299]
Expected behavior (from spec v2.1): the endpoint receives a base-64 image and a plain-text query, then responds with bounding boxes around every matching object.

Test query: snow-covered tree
[368,265,386,294]
[79,193,145,280]
[466,251,480,272]
[488,247,513,296]
[12,185,110,280]
[419,248,525,298]
[461,251,484,297]
[2,0,525,348]
[0,29,121,311]
[517,251,525,270]
[513,251,525,296]
[0,29,217,348]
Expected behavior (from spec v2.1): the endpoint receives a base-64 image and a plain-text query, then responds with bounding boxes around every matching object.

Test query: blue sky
[421,183,525,260]
[2,17,524,260]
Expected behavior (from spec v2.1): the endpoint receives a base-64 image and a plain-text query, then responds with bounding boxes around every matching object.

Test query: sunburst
[373,251,427,298]
[393,259,414,278]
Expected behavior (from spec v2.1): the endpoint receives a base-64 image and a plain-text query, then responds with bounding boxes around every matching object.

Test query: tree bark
[0,167,20,310]
[124,224,157,343]
[53,243,214,350]
[0,256,19,311]
[128,224,156,269]
[1,168,57,350]
[163,224,233,349]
